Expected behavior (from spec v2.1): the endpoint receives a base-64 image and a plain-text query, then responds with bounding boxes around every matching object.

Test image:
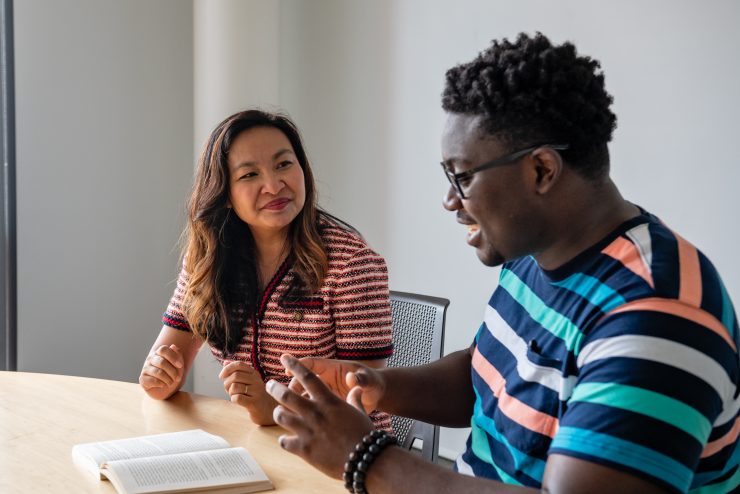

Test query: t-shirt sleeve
[162,266,191,332]
[331,247,393,360]
[549,306,739,493]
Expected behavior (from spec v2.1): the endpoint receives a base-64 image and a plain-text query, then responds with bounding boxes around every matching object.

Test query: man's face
[440,113,539,266]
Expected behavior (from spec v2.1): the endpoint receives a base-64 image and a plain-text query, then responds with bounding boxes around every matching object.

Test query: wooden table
[0,371,346,493]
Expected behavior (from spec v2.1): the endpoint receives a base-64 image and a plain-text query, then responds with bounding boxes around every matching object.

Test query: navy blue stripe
[589,254,655,299]
[471,368,555,457]
[561,401,702,468]
[491,286,572,361]
[577,357,723,421]
[482,430,542,487]
[646,222,680,299]
[587,311,739,378]
[707,417,736,443]
[508,258,623,326]
[476,325,563,412]
[699,252,724,321]
[697,441,740,474]
[459,437,504,481]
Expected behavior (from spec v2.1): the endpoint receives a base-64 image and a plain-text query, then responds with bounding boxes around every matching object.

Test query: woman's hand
[267,354,375,479]
[288,357,387,413]
[139,344,185,399]
[219,361,277,425]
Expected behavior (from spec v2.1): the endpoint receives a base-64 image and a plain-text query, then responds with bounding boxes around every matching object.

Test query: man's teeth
[467,224,480,234]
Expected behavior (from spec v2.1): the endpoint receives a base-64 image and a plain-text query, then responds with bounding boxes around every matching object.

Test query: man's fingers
[273,405,311,436]
[288,376,306,395]
[297,356,357,377]
[267,379,322,417]
[279,354,334,401]
[291,356,319,374]
[347,386,365,412]
[277,434,304,456]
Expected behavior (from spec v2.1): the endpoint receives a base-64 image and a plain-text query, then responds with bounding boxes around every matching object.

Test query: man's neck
[534,178,640,271]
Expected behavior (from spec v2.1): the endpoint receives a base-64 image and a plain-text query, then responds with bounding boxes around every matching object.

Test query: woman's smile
[262,197,291,211]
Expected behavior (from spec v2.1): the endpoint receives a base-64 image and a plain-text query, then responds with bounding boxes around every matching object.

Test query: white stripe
[625,222,653,274]
[578,334,739,425]
[484,306,577,401]
[455,455,475,476]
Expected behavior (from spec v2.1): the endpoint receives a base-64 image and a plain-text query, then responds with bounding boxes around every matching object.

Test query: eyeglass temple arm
[453,144,568,181]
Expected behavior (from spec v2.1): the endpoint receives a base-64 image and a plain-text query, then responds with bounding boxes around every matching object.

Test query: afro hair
[442,32,617,179]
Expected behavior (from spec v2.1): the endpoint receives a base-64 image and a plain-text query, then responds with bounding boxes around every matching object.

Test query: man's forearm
[377,349,474,427]
[366,446,537,494]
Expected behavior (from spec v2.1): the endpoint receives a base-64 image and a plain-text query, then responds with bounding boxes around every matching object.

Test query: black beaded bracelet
[343,430,397,494]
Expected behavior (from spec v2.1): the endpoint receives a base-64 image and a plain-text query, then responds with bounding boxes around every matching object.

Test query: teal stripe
[690,465,740,494]
[471,389,546,482]
[570,382,711,444]
[550,273,626,313]
[500,268,585,354]
[470,419,524,485]
[551,426,693,492]
[718,278,737,339]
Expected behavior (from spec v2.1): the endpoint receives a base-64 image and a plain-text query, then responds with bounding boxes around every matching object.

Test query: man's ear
[531,147,563,194]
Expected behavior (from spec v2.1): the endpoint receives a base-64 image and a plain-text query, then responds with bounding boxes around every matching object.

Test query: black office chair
[387,290,449,463]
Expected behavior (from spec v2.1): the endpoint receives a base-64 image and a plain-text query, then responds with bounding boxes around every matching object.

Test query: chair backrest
[387,290,449,463]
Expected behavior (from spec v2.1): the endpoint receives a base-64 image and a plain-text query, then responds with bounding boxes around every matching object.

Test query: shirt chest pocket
[491,343,564,457]
[273,297,334,357]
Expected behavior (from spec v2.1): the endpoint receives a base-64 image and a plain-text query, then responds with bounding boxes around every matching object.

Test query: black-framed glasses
[441,143,569,199]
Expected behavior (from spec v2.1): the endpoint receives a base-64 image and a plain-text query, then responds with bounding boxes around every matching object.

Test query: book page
[72,429,230,472]
[103,447,272,494]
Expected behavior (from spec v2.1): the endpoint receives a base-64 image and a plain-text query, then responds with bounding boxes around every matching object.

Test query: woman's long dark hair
[182,109,329,354]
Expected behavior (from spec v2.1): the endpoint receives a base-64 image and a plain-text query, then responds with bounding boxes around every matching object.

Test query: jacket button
[293,311,303,322]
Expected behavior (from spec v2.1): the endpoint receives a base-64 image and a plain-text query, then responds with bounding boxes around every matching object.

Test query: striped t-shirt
[163,219,394,428]
[457,210,740,493]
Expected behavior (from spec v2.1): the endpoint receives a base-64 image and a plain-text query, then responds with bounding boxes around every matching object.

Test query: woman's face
[226,126,306,238]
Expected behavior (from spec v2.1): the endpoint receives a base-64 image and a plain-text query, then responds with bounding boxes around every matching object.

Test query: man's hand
[219,361,277,426]
[287,357,386,413]
[267,354,375,479]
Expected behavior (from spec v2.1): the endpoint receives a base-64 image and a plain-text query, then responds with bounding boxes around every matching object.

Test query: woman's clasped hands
[139,344,185,400]
[219,360,278,425]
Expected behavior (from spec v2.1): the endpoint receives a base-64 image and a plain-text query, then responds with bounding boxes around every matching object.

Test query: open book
[72,429,273,494]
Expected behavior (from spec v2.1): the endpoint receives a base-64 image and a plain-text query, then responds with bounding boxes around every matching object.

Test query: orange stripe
[472,347,559,438]
[674,231,703,307]
[608,297,736,352]
[702,417,740,458]
[601,237,654,288]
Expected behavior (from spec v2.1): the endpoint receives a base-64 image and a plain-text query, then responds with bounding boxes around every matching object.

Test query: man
[265,32,740,493]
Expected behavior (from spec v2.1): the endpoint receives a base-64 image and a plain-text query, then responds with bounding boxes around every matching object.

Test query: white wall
[14,0,193,382]
[277,0,740,459]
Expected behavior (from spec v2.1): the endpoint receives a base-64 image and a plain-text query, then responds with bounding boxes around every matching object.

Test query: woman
[138,109,393,428]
